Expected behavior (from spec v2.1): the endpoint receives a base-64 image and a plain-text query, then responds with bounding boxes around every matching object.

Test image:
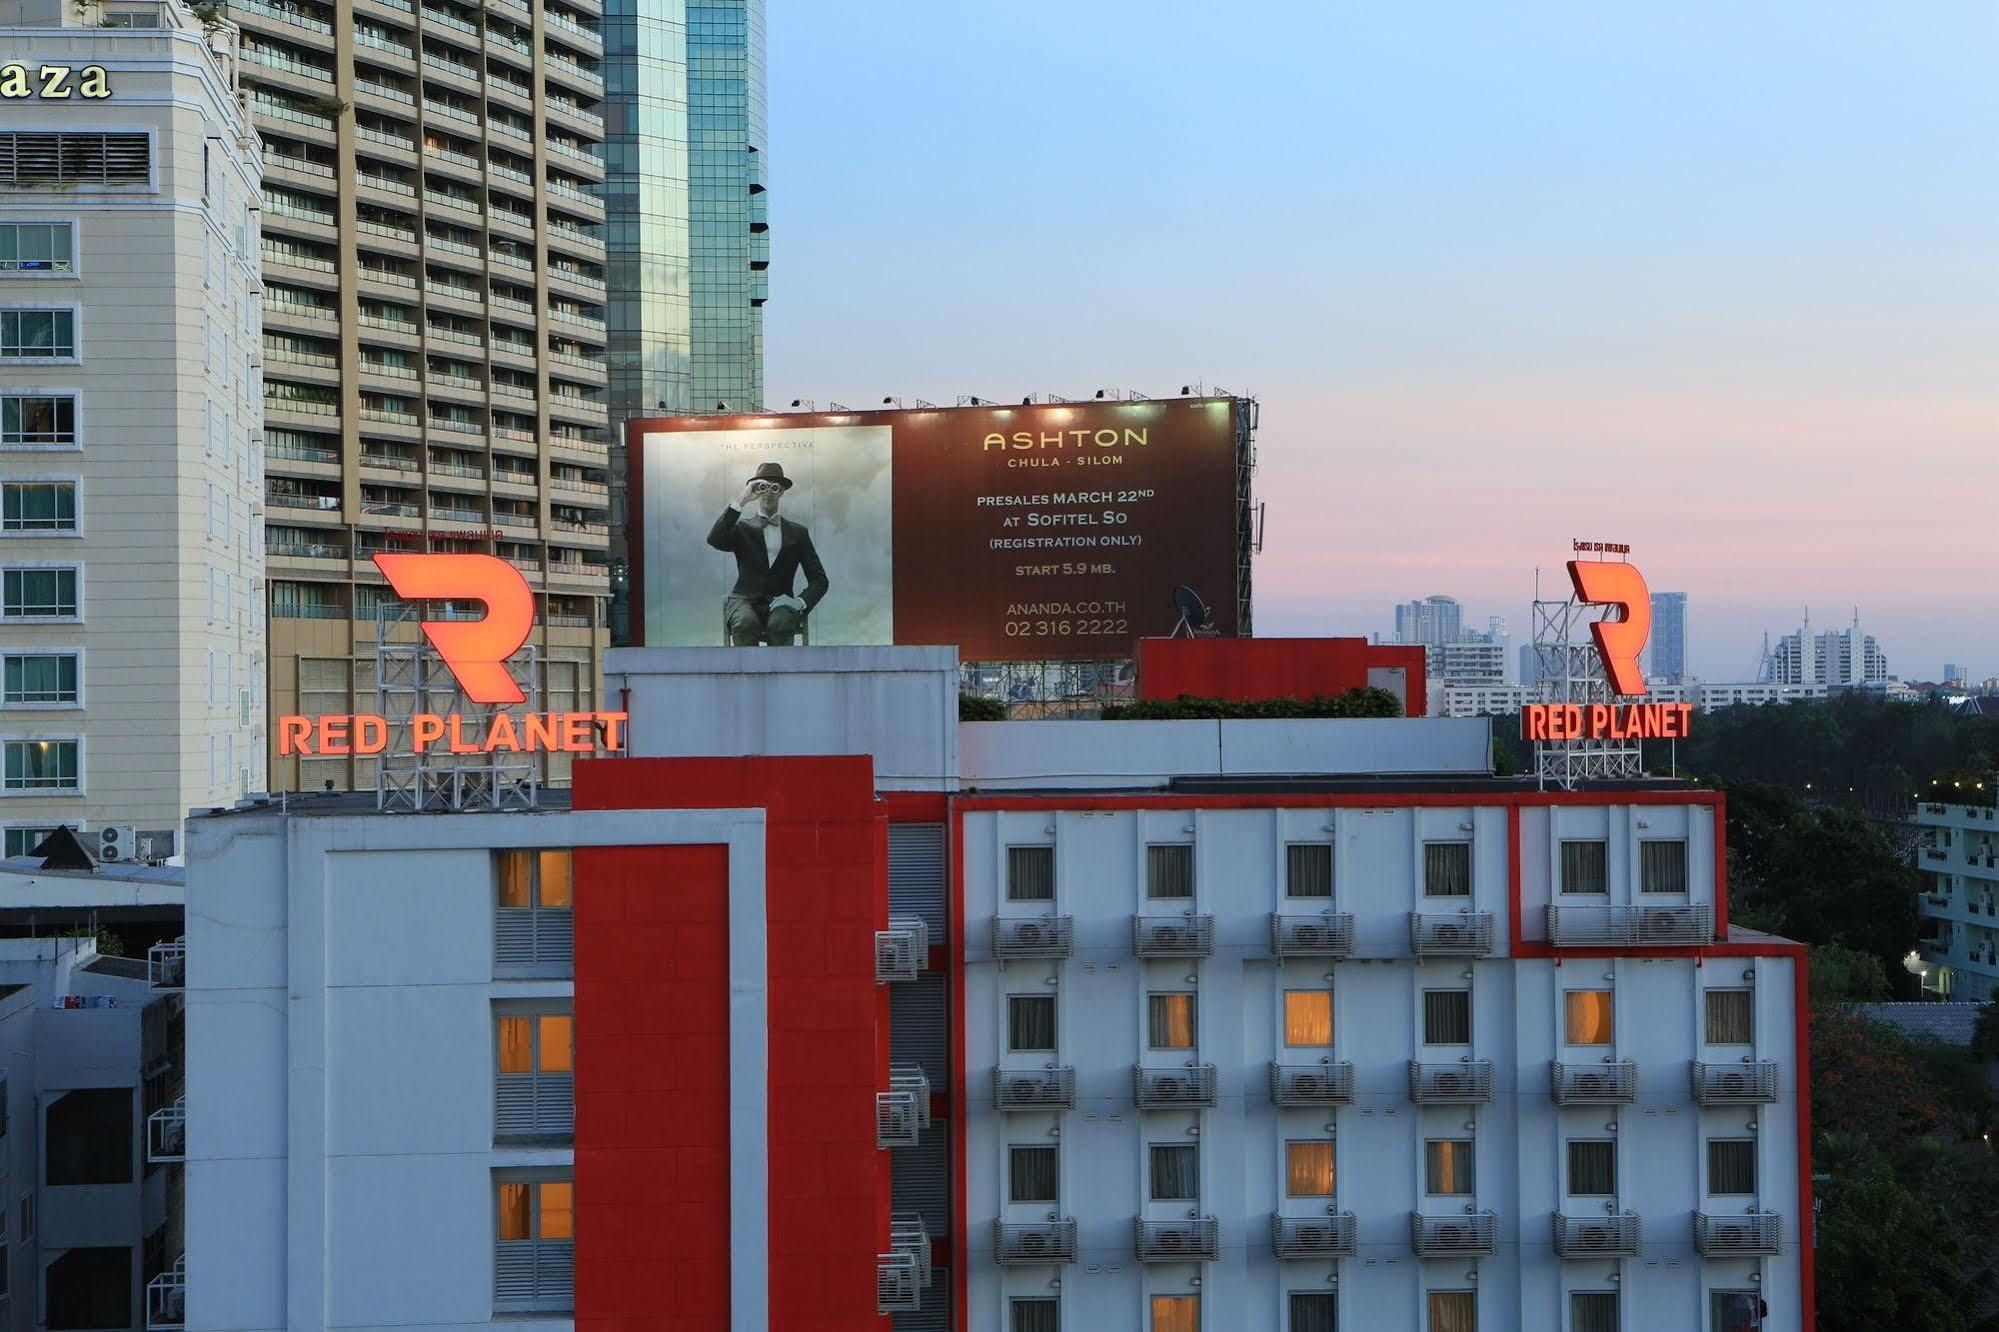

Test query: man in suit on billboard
[707,462,829,646]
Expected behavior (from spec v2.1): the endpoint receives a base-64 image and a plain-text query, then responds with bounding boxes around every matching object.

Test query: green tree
[1815,1133,1970,1332]
[1809,942,1893,1003]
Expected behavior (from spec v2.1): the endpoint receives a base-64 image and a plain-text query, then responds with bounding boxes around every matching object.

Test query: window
[0,132,151,186]
[1285,1140,1335,1196]
[3,739,78,790]
[45,1087,131,1185]
[1007,845,1054,902]
[0,222,74,273]
[1284,990,1332,1046]
[1008,1145,1057,1203]
[1567,1140,1616,1196]
[1424,841,1471,896]
[4,826,59,857]
[495,1011,573,1139]
[494,849,572,975]
[1012,1299,1059,1332]
[1710,1291,1761,1332]
[1285,842,1332,897]
[1564,991,1613,1045]
[1289,1292,1337,1332]
[1151,1296,1199,1332]
[44,1246,129,1329]
[1424,1139,1473,1195]
[1146,844,1193,898]
[494,1175,573,1312]
[2,480,77,532]
[1570,1293,1617,1332]
[0,309,76,359]
[1147,992,1196,1049]
[3,566,77,617]
[1641,840,1689,893]
[1707,1139,1756,1195]
[1,394,76,446]
[1007,995,1055,1052]
[1559,840,1607,894]
[1428,1290,1476,1332]
[1148,1143,1198,1200]
[1422,990,1471,1045]
[4,653,77,705]
[1705,989,1753,1044]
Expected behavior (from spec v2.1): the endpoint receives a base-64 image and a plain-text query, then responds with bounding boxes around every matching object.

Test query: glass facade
[687,0,766,412]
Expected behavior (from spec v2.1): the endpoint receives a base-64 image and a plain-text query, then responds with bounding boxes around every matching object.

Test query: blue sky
[766,2,1999,682]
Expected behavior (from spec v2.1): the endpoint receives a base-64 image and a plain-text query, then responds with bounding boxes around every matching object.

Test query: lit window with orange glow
[1148,993,1196,1049]
[1284,990,1332,1046]
[1285,1140,1335,1197]
[1565,991,1614,1045]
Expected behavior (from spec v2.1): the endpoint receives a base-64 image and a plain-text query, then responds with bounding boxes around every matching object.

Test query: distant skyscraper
[1945,664,1966,685]
[1649,592,1688,684]
[1520,643,1545,689]
[1394,595,1463,647]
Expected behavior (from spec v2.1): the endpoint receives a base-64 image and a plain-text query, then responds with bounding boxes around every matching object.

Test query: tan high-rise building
[230,0,612,794]
[0,0,265,862]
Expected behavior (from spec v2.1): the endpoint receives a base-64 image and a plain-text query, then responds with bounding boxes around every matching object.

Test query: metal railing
[993,915,1073,960]
[993,1066,1075,1112]
[874,917,929,983]
[1269,1060,1355,1106]
[1407,1060,1494,1104]
[1271,1212,1357,1259]
[1132,1063,1217,1110]
[994,1218,1078,1265]
[146,1097,186,1163]
[1549,1060,1637,1105]
[1270,911,1356,958]
[1135,1216,1219,1263]
[875,1064,930,1148]
[1553,1211,1641,1258]
[890,1214,932,1291]
[148,938,186,990]
[1690,1060,1781,1106]
[1409,1210,1498,1258]
[1546,903,1714,946]
[876,1249,921,1314]
[1409,912,1497,957]
[1131,914,1215,958]
[144,1256,185,1330]
[496,1070,573,1138]
[1693,1212,1782,1257]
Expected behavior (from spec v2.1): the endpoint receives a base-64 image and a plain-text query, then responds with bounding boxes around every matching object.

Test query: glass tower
[687,0,767,411]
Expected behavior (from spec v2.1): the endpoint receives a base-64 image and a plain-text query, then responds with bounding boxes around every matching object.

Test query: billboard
[628,398,1249,660]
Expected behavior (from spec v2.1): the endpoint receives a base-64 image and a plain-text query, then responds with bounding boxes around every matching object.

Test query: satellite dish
[1170,586,1218,638]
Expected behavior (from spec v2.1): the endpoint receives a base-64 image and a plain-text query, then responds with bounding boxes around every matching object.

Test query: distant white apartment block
[1765,617,1889,688]
[1915,799,1999,1002]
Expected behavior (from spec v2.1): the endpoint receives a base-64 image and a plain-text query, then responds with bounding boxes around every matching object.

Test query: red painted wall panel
[1136,635,1429,716]
[575,756,891,1331]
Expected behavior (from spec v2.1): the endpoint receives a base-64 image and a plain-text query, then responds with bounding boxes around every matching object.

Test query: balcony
[1690,1060,1781,1106]
[1554,1211,1641,1258]
[876,1063,930,1148]
[496,1069,574,1139]
[148,937,186,991]
[1409,1210,1499,1258]
[1408,1060,1494,1104]
[874,917,929,983]
[1134,1216,1220,1263]
[1546,904,1714,947]
[146,1097,186,1164]
[1549,1060,1638,1105]
[1131,914,1215,958]
[1270,911,1356,958]
[1694,1212,1782,1257]
[993,1066,1076,1112]
[1269,1061,1355,1107]
[144,1256,185,1330]
[993,915,1073,960]
[1409,912,1496,957]
[994,1218,1078,1265]
[1132,1063,1218,1110]
[1271,1212,1357,1259]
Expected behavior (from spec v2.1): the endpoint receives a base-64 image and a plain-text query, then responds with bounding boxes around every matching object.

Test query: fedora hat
[746,461,794,491]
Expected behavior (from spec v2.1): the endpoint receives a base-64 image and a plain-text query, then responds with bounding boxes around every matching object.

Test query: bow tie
[745,514,776,529]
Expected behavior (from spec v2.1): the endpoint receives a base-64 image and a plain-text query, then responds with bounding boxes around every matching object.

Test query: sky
[764,2,1999,682]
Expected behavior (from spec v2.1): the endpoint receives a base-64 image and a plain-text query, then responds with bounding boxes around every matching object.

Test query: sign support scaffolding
[375,602,541,812]
[1531,594,1645,790]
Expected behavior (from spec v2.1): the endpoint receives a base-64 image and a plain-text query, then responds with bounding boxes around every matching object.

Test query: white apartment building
[1766,618,1889,688]
[1914,798,1999,1001]
[1438,680,1829,721]
[0,0,266,861]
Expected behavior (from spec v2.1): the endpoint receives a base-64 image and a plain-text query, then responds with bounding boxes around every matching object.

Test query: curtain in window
[1148,993,1196,1048]
[1567,1141,1616,1195]
[1150,1295,1199,1332]
[1284,992,1332,1046]
[1569,1293,1617,1332]
[1708,1140,1757,1194]
[497,1182,531,1240]
[537,850,572,907]
[1288,1292,1337,1332]
[1147,845,1193,899]
[1705,990,1753,1044]
[1008,846,1055,901]
[1564,991,1614,1045]
[1009,996,1056,1051]
[1149,1144,1198,1200]
[1425,1140,1473,1195]
[498,1017,533,1074]
[1424,842,1471,896]
[1286,843,1333,898]
[1009,1146,1058,1203]
[1710,1292,1758,1332]
[1641,840,1689,893]
[1560,841,1607,894]
[1286,1141,1334,1196]
[497,850,534,909]
[1427,1290,1476,1332]
[1422,990,1470,1044]
[1011,1299,1059,1332]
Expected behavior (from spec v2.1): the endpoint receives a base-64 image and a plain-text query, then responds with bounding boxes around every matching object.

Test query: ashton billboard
[627,397,1251,660]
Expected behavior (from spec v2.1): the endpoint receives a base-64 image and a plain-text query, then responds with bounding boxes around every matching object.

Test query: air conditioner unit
[1434,926,1471,947]
[1013,924,1054,947]
[1573,1074,1613,1096]
[1434,1073,1470,1096]
[1294,926,1332,948]
[1291,1074,1327,1098]
[1433,1224,1472,1248]
[1717,1073,1749,1097]
[1713,1224,1756,1249]
[1156,1230,1189,1253]
[1018,1232,1051,1255]
[1153,927,1190,949]
[97,826,137,862]
[1153,1076,1189,1100]
[1295,1224,1334,1248]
